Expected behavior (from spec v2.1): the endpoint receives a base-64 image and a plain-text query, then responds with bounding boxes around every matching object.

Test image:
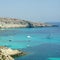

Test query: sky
[0,0,60,22]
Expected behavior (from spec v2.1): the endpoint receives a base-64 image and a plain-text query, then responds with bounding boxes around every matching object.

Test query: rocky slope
[0,46,26,60]
[0,17,55,28]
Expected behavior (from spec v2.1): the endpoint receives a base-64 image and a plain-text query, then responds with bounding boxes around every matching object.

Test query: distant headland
[0,17,58,28]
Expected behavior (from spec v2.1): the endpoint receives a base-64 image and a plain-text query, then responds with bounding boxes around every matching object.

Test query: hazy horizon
[0,0,60,22]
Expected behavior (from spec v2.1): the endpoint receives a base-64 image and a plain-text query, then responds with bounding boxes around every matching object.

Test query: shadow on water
[15,43,60,60]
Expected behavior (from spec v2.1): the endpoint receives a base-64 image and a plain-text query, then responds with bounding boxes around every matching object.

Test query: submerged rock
[0,46,26,60]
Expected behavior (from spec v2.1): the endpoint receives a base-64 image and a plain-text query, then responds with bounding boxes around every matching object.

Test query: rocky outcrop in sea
[0,46,26,60]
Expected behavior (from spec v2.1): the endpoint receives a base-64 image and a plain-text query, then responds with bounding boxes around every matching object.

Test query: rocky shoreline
[0,17,57,28]
[0,46,26,60]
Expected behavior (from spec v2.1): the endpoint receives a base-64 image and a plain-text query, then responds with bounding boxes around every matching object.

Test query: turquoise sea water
[0,23,60,60]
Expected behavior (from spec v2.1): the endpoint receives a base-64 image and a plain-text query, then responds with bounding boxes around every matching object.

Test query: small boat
[27,35,31,38]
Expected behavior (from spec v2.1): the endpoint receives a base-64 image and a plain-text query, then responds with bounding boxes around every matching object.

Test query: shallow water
[0,25,60,60]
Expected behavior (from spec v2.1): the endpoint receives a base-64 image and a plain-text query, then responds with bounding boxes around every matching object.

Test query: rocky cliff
[0,17,55,28]
[0,46,26,60]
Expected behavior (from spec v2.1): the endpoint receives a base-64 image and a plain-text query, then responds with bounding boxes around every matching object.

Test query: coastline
[0,17,57,29]
[0,46,26,60]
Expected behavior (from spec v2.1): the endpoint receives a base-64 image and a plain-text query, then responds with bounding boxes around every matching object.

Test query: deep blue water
[0,22,60,60]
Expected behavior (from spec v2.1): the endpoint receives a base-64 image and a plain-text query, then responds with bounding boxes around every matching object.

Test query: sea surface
[0,22,60,60]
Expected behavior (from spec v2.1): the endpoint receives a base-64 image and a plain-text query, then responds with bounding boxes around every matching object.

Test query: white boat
[27,35,31,38]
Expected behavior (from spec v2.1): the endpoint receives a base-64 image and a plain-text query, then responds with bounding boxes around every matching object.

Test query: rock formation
[0,46,26,60]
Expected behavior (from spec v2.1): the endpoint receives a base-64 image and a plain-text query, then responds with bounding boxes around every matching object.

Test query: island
[0,17,58,28]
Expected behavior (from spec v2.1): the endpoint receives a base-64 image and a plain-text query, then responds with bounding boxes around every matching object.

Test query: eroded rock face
[0,46,26,60]
[0,17,55,28]
[0,49,14,60]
